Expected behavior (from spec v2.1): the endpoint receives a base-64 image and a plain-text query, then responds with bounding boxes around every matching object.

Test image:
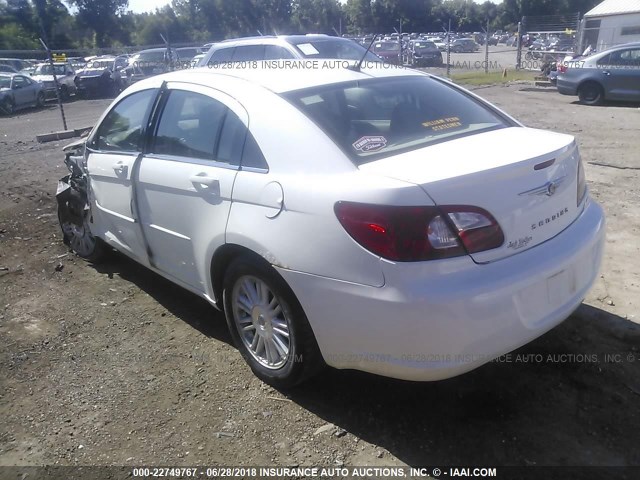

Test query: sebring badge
[519,176,567,197]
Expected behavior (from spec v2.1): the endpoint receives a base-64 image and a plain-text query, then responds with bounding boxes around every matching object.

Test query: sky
[127,0,501,15]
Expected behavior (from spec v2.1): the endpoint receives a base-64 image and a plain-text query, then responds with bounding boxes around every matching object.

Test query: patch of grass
[449,69,537,86]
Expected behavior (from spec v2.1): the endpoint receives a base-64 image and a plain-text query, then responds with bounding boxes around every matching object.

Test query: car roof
[134,48,173,54]
[213,34,348,46]
[588,42,640,58]
[134,62,428,95]
[0,72,22,78]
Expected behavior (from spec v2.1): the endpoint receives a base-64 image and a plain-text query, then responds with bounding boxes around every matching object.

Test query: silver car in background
[556,42,640,105]
[0,73,45,114]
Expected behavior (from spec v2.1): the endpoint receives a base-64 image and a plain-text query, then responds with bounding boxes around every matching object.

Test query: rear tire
[223,255,323,388]
[578,82,603,106]
[36,92,45,108]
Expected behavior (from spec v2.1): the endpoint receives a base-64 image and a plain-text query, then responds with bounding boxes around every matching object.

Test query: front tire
[1,98,14,115]
[59,85,69,101]
[57,186,106,262]
[36,91,45,108]
[223,255,323,388]
[578,82,604,106]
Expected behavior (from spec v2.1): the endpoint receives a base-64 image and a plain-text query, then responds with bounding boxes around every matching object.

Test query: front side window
[210,48,234,63]
[13,76,27,88]
[284,76,509,164]
[93,89,157,152]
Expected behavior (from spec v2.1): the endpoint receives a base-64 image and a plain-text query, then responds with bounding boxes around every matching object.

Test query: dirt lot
[1,86,639,474]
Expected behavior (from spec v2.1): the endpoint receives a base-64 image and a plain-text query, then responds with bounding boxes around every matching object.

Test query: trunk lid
[359,127,582,263]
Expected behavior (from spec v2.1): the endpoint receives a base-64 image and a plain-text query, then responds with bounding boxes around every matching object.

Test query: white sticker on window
[352,136,388,153]
[297,43,320,56]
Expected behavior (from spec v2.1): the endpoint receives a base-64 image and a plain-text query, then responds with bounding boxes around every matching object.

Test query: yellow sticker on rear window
[422,117,462,131]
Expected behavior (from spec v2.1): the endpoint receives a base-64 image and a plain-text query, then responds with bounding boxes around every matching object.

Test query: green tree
[292,0,342,34]
[70,0,129,47]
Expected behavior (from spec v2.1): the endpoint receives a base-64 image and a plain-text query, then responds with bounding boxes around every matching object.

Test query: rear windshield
[34,64,66,75]
[414,42,437,50]
[289,38,381,62]
[283,76,509,164]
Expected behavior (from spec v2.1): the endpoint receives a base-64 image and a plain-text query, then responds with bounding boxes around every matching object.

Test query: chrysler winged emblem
[519,176,567,197]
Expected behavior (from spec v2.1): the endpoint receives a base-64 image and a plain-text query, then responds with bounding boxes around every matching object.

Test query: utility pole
[516,21,523,70]
[39,38,67,131]
[484,18,490,74]
[446,19,452,77]
[399,19,403,65]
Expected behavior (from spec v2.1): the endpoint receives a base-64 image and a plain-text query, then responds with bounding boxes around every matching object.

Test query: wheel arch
[209,243,278,310]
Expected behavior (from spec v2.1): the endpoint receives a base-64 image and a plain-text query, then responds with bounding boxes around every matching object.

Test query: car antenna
[349,34,378,72]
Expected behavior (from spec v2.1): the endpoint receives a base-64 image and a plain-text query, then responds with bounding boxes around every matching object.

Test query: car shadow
[570,100,640,108]
[283,304,640,467]
[87,252,640,466]
[90,250,233,346]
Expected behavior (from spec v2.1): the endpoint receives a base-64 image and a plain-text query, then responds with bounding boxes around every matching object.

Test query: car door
[11,76,32,107]
[136,84,246,291]
[601,48,640,100]
[85,88,158,260]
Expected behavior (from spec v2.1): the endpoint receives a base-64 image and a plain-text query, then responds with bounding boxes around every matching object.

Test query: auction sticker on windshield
[352,135,388,153]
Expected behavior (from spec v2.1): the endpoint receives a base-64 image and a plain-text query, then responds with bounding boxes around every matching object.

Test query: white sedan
[56,62,605,387]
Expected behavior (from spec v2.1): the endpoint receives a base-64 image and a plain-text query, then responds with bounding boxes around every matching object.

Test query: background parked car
[124,48,178,83]
[0,73,45,114]
[450,38,480,53]
[0,65,18,74]
[557,42,640,105]
[372,40,402,64]
[0,58,30,72]
[30,62,77,100]
[176,47,204,68]
[406,40,443,67]
[74,55,131,98]
[199,35,382,66]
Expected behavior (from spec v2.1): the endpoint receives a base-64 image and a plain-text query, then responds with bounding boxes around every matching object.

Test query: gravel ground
[1,85,639,474]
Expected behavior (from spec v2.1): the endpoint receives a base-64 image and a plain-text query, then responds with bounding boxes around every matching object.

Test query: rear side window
[93,89,157,152]
[284,76,509,164]
[608,49,640,67]
[217,113,268,169]
[241,134,268,170]
[151,90,227,160]
[264,45,295,60]
[232,45,265,61]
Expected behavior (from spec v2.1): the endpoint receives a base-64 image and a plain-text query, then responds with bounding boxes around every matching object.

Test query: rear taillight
[577,157,587,206]
[441,206,505,254]
[334,202,504,262]
[558,63,568,74]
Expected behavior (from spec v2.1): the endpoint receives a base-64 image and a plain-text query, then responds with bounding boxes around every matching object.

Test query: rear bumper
[557,78,578,96]
[277,198,605,381]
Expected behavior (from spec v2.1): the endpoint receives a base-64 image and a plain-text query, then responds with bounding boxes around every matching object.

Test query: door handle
[112,161,128,175]
[189,173,218,186]
[602,70,611,76]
